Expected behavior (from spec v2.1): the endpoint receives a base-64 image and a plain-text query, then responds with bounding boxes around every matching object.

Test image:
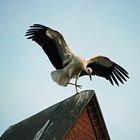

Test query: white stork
[25,24,129,92]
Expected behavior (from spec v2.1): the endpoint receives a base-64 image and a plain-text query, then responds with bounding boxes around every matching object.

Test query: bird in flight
[25,24,129,93]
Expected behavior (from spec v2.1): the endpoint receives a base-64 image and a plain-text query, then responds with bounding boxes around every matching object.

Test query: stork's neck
[72,54,88,70]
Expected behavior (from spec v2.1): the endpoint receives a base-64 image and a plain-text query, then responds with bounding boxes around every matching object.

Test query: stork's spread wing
[80,56,129,86]
[25,24,72,69]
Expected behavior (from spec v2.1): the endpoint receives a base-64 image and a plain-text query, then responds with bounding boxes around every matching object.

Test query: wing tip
[109,63,129,86]
[25,24,47,40]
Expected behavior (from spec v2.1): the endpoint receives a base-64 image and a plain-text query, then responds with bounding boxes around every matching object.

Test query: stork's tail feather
[51,70,70,87]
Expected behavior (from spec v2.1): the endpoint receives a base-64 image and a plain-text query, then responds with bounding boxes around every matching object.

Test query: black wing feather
[114,68,127,81]
[115,64,129,78]
[112,70,124,84]
[111,71,119,86]
[108,76,114,85]
[25,24,63,69]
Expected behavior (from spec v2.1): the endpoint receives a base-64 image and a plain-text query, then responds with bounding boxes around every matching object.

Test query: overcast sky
[0,0,140,139]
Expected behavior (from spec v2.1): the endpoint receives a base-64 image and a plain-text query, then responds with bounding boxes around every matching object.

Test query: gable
[1,90,110,140]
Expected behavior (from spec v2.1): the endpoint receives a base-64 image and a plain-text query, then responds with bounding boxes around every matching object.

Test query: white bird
[25,24,129,92]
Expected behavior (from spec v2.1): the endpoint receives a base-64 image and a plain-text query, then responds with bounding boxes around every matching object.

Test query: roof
[0,90,110,140]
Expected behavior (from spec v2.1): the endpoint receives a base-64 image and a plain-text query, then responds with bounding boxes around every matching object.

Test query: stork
[25,24,129,92]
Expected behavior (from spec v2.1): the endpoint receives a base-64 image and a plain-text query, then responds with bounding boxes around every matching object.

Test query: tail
[51,70,70,87]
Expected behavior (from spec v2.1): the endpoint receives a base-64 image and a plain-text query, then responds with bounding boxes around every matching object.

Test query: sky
[0,0,140,139]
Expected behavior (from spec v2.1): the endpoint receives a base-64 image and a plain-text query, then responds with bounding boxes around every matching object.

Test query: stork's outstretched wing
[80,56,129,86]
[25,24,72,69]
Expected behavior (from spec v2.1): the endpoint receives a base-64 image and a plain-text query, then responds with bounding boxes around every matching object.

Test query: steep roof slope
[1,90,110,140]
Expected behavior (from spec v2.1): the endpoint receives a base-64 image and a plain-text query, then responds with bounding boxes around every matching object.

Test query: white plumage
[25,24,129,92]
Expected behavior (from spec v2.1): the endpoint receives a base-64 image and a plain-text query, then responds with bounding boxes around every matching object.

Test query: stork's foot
[76,84,82,89]
[69,83,82,89]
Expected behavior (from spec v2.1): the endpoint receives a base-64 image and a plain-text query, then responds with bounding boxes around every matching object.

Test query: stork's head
[86,67,92,81]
